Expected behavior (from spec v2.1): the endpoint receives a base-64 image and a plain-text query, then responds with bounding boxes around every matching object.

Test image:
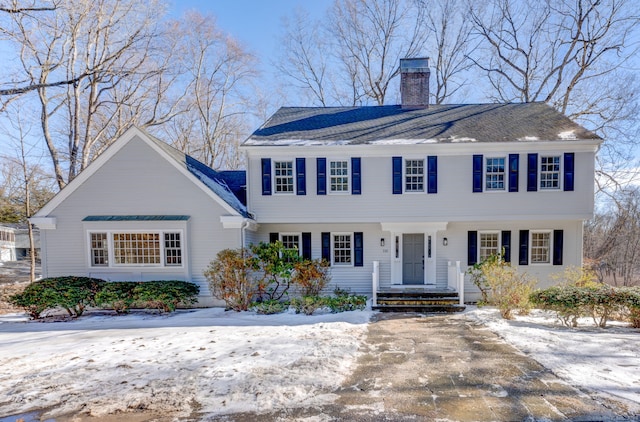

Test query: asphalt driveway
[223,312,634,421]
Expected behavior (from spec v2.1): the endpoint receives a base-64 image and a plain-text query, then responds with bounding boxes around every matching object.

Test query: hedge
[10,278,199,319]
[530,285,640,328]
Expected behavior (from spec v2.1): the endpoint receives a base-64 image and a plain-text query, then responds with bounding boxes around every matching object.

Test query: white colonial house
[31,58,601,306]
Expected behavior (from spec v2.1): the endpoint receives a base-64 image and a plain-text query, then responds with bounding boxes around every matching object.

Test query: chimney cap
[400,57,430,73]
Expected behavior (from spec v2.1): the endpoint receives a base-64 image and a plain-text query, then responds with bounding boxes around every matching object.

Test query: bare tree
[0,104,55,281]
[159,12,258,169]
[585,188,640,286]
[416,0,475,104]
[277,0,428,106]
[6,0,179,189]
[469,0,640,193]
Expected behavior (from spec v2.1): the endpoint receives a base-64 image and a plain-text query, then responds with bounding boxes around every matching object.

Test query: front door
[403,233,424,285]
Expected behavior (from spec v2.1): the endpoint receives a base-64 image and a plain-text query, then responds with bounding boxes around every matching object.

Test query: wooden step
[372,304,466,313]
[374,289,465,313]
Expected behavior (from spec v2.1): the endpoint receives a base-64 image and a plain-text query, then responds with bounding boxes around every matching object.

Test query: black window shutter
[553,230,563,265]
[296,158,306,195]
[564,153,574,192]
[501,230,511,263]
[472,155,483,193]
[427,155,438,194]
[302,232,312,260]
[321,232,331,264]
[519,230,529,265]
[317,158,326,195]
[468,231,478,265]
[269,232,279,243]
[354,232,364,267]
[352,157,362,195]
[261,158,272,195]
[527,154,538,192]
[508,154,519,192]
[392,157,402,194]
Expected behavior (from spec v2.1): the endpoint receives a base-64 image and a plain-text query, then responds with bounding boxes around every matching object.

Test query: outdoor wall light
[443,237,448,246]
[380,238,385,247]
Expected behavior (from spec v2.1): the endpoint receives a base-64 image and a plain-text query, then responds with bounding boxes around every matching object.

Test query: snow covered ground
[0,308,371,419]
[0,306,638,419]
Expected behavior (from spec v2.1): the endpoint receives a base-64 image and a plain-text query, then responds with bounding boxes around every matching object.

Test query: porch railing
[371,260,379,306]
[447,261,465,305]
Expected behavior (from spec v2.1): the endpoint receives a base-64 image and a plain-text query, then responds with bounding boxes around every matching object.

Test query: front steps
[373,289,465,313]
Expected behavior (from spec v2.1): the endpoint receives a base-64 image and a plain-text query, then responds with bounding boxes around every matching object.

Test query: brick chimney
[400,58,430,109]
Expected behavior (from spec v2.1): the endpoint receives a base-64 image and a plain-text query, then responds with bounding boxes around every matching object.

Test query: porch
[371,260,466,313]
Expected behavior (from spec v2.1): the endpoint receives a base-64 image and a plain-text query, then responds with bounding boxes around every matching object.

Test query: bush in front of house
[204,248,258,311]
[325,293,368,313]
[10,278,199,319]
[250,299,290,315]
[95,281,138,314]
[9,276,106,318]
[292,258,331,296]
[530,284,640,328]
[468,253,535,319]
[290,295,327,315]
[132,280,199,312]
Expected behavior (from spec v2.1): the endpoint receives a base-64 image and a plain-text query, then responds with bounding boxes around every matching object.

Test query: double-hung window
[540,156,561,190]
[405,159,424,192]
[530,231,551,264]
[89,231,183,267]
[274,161,294,193]
[280,233,301,261]
[479,232,500,261]
[90,233,109,266]
[333,233,352,265]
[329,160,349,193]
[485,157,505,191]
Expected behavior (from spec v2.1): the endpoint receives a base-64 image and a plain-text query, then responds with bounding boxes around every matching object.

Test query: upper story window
[531,231,551,264]
[274,161,294,193]
[540,156,561,190]
[479,232,500,261]
[333,233,352,265]
[485,157,505,191]
[330,160,349,193]
[405,159,424,192]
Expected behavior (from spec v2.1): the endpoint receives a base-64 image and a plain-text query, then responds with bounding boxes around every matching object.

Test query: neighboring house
[0,225,16,262]
[31,58,601,304]
[14,226,40,260]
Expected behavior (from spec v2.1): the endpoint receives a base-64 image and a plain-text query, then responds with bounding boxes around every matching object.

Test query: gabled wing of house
[31,126,254,306]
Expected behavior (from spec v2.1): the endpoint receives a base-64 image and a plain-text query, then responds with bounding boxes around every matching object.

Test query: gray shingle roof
[244,103,601,146]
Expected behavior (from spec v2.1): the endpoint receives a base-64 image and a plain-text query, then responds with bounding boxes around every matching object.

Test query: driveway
[223,312,632,421]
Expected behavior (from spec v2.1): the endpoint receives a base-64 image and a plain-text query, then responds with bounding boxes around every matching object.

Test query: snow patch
[558,130,577,140]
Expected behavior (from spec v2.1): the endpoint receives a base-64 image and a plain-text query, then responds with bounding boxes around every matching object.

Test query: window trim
[272,159,295,195]
[87,229,185,268]
[529,230,552,265]
[328,159,350,194]
[484,156,506,192]
[478,231,501,262]
[539,155,562,190]
[404,158,425,193]
[331,232,353,266]
[279,232,302,257]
